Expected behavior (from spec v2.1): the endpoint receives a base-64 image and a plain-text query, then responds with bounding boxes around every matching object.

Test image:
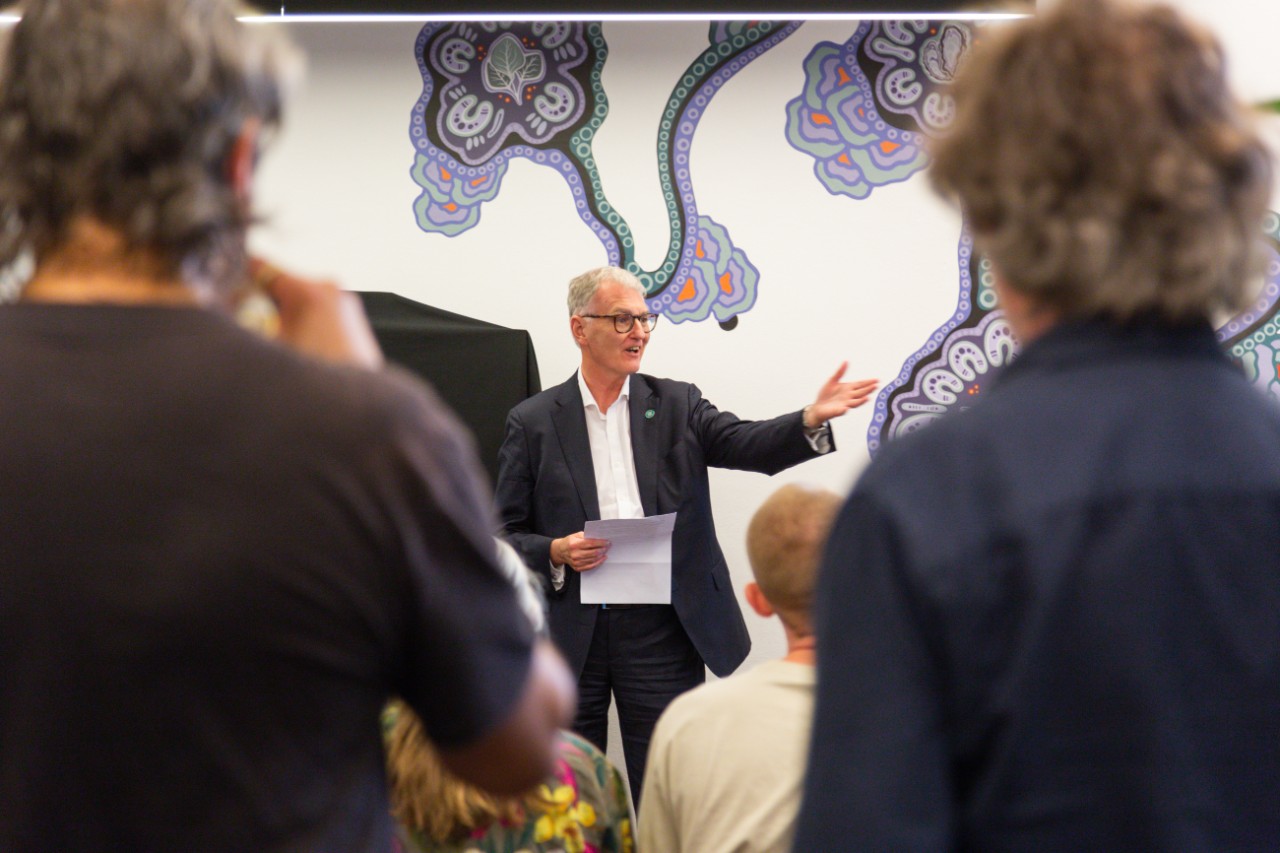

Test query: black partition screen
[359,292,541,486]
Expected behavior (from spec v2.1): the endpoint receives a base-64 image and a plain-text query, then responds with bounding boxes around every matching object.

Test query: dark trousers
[571,604,704,809]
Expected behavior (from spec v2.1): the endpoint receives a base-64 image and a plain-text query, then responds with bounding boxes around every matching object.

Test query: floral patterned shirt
[392,731,634,853]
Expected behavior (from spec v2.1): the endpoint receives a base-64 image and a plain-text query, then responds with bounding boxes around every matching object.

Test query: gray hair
[0,0,301,289]
[929,0,1272,324]
[566,266,646,316]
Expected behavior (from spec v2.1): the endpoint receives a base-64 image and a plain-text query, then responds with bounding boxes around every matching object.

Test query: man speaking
[495,266,875,800]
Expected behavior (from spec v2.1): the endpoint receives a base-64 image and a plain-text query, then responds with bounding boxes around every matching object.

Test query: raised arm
[251,258,385,369]
[802,361,878,428]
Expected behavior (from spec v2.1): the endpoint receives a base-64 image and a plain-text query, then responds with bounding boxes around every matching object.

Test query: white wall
[251,17,965,671]
[250,7,1280,787]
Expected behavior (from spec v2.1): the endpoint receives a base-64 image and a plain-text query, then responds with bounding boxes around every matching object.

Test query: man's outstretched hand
[804,362,878,428]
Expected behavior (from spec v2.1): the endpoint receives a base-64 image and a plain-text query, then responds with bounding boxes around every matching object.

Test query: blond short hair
[384,702,549,844]
[929,0,1272,324]
[745,484,842,633]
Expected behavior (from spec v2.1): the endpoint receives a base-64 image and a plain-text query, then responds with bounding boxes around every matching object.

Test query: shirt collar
[578,370,630,412]
[998,315,1222,390]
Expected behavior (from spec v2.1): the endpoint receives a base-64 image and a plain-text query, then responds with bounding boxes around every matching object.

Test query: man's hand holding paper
[579,513,677,604]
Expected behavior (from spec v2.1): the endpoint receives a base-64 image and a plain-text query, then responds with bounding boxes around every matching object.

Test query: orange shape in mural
[812,113,833,126]
[879,140,902,154]
[678,278,698,302]
[695,239,705,259]
[837,66,851,85]
[441,167,452,181]
[444,202,458,212]
[719,272,733,294]
[838,153,850,165]
[470,178,487,187]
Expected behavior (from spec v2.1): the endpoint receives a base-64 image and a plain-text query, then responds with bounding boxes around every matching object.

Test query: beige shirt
[639,660,816,853]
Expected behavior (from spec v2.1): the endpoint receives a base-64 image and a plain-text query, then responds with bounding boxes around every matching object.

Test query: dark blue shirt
[797,318,1280,852]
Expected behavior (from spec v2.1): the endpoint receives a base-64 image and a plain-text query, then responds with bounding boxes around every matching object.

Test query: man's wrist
[802,405,818,430]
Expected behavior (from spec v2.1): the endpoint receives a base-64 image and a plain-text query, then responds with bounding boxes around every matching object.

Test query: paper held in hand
[580,512,677,605]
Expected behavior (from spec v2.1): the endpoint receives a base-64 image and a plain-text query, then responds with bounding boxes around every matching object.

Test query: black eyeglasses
[579,312,660,333]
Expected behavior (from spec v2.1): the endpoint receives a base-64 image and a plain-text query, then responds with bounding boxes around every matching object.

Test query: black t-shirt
[0,303,534,851]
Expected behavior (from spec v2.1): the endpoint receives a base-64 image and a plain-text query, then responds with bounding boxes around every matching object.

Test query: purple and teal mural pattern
[409,20,803,329]
[408,19,1280,452]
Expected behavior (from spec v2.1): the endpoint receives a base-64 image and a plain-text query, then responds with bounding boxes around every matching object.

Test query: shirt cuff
[549,560,566,591]
[804,421,833,454]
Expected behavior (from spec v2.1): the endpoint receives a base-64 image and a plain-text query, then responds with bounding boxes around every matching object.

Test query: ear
[226,118,261,208]
[744,582,775,619]
[570,314,588,348]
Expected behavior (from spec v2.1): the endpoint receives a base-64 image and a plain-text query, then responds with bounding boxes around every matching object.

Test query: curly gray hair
[0,0,300,289]
[929,0,1272,324]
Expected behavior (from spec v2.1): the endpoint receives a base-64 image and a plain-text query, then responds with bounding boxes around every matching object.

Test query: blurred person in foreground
[638,483,841,853]
[385,709,632,853]
[0,1,573,850]
[385,547,633,853]
[796,0,1280,850]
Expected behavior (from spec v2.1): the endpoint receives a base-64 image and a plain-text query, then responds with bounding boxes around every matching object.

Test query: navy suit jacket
[494,372,827,678]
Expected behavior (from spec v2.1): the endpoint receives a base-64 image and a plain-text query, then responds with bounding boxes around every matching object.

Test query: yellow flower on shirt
[533,783,598,853]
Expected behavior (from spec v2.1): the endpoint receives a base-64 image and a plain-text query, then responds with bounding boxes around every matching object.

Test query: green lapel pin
[645,408,656,419]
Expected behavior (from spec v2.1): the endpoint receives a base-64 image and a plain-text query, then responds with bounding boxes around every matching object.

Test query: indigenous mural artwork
[408,19,1280,453]
[782,19,1280,453]
[1222,213,1280,401]
[780,20,1002,454]
[409,20,802,329]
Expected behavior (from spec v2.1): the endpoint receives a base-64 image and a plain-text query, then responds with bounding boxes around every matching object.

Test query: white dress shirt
[580,371,645,523]
[550,372,644,588]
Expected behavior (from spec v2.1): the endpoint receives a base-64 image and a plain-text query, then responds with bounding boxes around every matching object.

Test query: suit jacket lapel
[551,374,601,521]
[629,374,659,517]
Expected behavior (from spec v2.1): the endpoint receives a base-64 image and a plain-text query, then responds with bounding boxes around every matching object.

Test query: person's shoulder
[508,375,576,419]
[332,362,458,435]
[633,374,702,408]
[262,349,478,468]
[553,731,628,807]
[556,729,614,776]
[208,321,435,428]
[749,659,817,686]
[858,402,993,497]
[624,372,702,398]
[635,373,691,392]
[662,666,771,721]
[651,665,808,753]
[649,680,722,750]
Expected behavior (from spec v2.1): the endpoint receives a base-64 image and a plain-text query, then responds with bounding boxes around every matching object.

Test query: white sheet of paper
[580,512,677,604]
